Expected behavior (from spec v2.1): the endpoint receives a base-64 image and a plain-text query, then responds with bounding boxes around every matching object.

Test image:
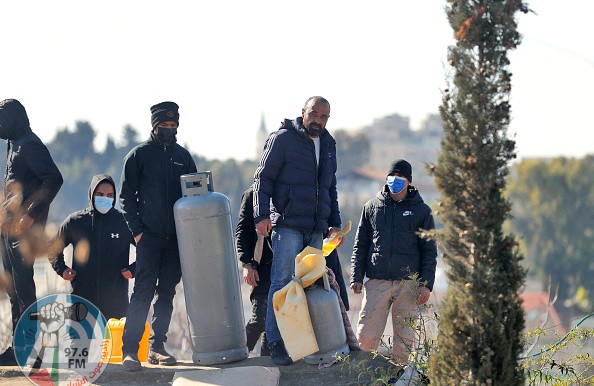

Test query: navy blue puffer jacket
[253,117,341,233]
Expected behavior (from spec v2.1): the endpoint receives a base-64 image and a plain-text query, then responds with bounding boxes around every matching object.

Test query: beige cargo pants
[356,279,418,363]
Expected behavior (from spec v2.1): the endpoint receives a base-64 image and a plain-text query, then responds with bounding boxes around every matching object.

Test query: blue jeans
[265,226,323,345]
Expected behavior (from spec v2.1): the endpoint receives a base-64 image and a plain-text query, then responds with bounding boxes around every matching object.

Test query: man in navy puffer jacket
[253,96,342,365]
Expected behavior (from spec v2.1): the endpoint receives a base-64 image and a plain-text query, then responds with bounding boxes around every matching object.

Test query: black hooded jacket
[119,132,197,238]
[236,186,273,295]
[51,174,135,320]
[351,185,438,290]
[0,99,63,228]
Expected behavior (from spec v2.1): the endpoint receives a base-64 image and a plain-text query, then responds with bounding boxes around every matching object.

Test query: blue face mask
[387,175,407,194]
[94,196,113,214]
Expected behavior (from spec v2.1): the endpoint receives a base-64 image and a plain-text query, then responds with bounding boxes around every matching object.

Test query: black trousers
[245,291,269,356]
[122,233,181,354]
[2,235,37,335]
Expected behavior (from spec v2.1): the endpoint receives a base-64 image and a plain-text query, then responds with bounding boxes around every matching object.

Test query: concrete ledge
[172,366,280,386]
[0,350,393,385]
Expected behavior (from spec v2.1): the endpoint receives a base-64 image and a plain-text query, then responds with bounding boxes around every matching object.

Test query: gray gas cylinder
[304,274,350,364]
[174,172,248,365]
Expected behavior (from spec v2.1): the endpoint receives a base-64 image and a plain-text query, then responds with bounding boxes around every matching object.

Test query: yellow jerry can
[107,317,150,363]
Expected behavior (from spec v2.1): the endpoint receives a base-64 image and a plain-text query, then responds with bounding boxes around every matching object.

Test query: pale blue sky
[2,1,593,161]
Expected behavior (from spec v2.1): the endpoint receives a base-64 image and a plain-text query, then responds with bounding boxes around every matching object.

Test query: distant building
[365,113,442,191]
[338,113,443,206]
[255,113,269,160]
[337,166,385,209]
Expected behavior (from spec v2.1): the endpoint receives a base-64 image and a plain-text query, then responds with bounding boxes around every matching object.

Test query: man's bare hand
[13,214,34,236]
[243,265,260,287]
[350,282,363,294]
[62,269,76,281]
[328,227,345,248]
[417,286,431,305]
[255,219,272,237]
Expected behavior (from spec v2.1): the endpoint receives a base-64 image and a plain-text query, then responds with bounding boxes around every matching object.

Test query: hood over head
[0,99,31,140]
[88,174,116,211]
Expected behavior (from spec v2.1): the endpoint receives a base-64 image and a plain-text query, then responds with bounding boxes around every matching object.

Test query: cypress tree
[430,1,530,384]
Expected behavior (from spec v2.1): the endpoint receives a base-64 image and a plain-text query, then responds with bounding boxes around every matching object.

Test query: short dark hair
[303,96,330,110]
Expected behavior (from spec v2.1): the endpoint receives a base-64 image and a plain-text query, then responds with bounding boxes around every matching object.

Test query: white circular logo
[13,294,110,385]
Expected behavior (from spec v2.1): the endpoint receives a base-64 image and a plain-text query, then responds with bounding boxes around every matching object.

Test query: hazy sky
[2,1,593,161]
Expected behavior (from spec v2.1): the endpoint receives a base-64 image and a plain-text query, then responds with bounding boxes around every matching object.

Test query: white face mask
[94,196,113,214]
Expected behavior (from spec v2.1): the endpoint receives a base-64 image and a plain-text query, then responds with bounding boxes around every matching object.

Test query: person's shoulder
[112,207,130,217]
[321,129,336,144]
[276,119,300,136]
[408,188,428,205]
[272,127,291,140]
[63,208,91,224]
[16,131,48,149]
[124,140,152,159]
[243,186,254,197]
[111,208,131,222]
[419,200,433,213]
[408,190,432,212]
[263,127,291,151]
[173,142,193,156]
[364,193,384,209]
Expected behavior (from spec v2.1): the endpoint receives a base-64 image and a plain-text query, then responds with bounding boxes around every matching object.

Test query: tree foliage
[429,1,529,384]
[508,156,594,306]
[334,129,370,173]
[0,122,250,229]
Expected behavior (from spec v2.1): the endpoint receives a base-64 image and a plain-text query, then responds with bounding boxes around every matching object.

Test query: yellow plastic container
[107,317,150,363]
[322,220,352,257]
[322,237,341,257]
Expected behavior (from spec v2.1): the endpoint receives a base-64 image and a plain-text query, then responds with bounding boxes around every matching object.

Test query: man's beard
[305,124,323,137]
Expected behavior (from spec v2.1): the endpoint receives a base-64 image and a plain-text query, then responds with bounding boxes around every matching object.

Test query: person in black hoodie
[51,174,135,320]
[0,99,63,365]
[119,101,197,371]
[350,159,437,364]
[236,185,273,356]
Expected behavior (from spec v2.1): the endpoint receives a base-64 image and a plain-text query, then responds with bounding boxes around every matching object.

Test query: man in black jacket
[235,185,273,356]
[350,159,437,364]
[253,96,342,365]
[0,99,63,365]
[51,174,135,320]
[119,101,197,371]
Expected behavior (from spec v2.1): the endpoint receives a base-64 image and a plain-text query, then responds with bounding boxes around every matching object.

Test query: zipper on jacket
[388,200,396,277]
[95,212,103,300]
[311,138,320,232]
[164,144,171,239]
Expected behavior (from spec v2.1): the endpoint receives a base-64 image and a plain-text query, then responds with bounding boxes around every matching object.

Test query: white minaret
[255,112,269,160]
